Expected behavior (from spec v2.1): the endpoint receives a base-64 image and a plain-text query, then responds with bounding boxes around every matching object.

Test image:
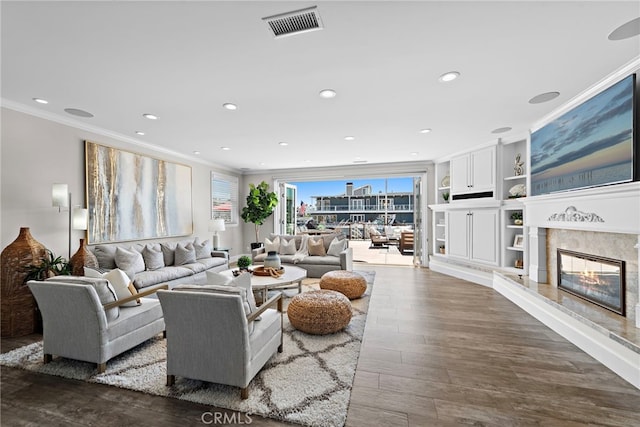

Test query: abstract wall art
[85,141,193,244]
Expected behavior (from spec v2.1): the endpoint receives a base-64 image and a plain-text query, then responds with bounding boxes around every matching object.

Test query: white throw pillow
[228,272,258,313]
[84,267,141,307]
[327,237,347,257]
[206,270,232,286]
[193,239,212,259]
[279,238,296,255]
[264,236,280,254]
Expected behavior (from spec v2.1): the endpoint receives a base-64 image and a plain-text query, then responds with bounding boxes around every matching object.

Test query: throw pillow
[160,242,177,266]
[308,237,326,256]
[264,236,280,254]
[327,236,347,257]
[93,245,117,269]
[206,270,232,286]
[193,238,212,259]
[84,267,141,306]
[228,272,258,313]
[115,247,145,274]
[279,238,296,255]
[174,242,197,265]
[142,245,165,271]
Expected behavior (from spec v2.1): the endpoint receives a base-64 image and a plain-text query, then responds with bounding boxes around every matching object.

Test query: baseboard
[493,273,640,390]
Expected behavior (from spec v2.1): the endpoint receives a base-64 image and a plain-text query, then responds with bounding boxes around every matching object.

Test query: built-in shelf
[507,246,524,252]
[438,186,450,191]
[436,224,445,227]
[506,225,523,229]
[504,175,527,181]
[436,238,445,242]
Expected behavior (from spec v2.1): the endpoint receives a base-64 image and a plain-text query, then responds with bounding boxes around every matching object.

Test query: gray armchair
[28,278,166,373]
[157,289,283,399]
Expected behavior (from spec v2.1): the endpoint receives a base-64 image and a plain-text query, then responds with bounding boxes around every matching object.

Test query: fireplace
[557,249,626,315]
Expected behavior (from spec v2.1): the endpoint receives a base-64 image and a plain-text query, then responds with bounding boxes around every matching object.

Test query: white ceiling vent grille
[263,6,323,38]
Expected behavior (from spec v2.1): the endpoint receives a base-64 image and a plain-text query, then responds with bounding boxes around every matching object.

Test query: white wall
[1,107,244,257]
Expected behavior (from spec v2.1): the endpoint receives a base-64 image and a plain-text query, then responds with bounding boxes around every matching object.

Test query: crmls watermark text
[201,411,252,424]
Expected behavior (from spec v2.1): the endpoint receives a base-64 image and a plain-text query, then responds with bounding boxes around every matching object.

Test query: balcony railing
[311,204,413,212]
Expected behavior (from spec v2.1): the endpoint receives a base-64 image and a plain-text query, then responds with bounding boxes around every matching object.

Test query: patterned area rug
[0,270,375,427]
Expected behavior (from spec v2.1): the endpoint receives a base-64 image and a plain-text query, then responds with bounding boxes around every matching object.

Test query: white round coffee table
[220,265,307,304]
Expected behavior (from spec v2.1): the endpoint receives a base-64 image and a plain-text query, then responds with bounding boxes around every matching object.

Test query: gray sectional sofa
[90,237,229,291]
[251,233,352,278]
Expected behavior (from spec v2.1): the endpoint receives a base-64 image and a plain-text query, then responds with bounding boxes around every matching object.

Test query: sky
[290,177,414,206]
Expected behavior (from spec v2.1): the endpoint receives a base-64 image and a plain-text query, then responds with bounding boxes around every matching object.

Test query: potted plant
[442,192,450,203]
[511,211,523,225]
[237,255,252,271]
[241,181,279,250]
[24,249,71,281]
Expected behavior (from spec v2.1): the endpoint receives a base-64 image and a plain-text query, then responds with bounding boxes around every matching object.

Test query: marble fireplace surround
[494,181,640,389]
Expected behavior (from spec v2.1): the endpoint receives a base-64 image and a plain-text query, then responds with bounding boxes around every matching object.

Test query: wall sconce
[208,219,226,250]
[52,183,87,258]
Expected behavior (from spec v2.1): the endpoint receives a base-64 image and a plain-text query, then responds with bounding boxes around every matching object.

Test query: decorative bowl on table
[252,266,285,277]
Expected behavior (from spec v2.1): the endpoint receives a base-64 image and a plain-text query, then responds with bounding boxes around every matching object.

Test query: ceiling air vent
[262,6,323,38]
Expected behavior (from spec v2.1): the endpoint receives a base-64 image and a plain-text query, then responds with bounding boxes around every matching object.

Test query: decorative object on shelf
[514,153,524,176]
[69,238,99,276]
[52,183,89,258]
[515,259,524,269]
[508,183,526,198]
[263,251,281,270]
[208,218,226,249]
[440,175,450,188]
[241,181,278,250]
[513,234,524,248]
[1,227,47,337]
[86,141,193,244]
[442,192,450,202]
[237,255,252,271]
[510,211,523,225]
[439,245,445,254]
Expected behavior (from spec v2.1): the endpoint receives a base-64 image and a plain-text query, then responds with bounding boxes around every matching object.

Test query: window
[211,172,238,225]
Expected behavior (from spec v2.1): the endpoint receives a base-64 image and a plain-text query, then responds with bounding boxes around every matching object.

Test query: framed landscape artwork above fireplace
[557,249,626,316]
[85,141,193,244]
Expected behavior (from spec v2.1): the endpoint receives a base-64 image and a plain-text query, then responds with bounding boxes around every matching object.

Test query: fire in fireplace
[557,249,625,316]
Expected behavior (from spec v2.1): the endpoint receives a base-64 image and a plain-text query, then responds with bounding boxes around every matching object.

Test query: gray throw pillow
[142,245,165,270]
[193,239,212,259]
[93,245,117,269]
[174,242,197,265]
[160,242,176,266]
[115,247,145,274]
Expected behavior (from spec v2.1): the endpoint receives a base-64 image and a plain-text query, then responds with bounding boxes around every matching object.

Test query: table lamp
[209,219,226,249]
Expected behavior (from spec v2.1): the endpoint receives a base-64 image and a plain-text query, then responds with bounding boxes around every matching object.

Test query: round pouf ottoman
[319,270,367,300]
[287,290,352,335]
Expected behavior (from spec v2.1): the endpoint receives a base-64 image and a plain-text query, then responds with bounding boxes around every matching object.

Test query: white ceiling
[2,1,639,172]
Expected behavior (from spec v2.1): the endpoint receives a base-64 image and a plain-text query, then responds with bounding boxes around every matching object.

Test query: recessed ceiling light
[221,147,231,151]
[143,113,159,120]
[193,151,201,155]
[528,91,560,104]
[344,136,355,141]
[64,108,94,118]
[259,162,266,166]
[319,89,337,98]
[304,160,311,163]
[279,142,288,146]
[608,17,640,40]
[491,127,512,134]
[419,128,432,134]
[33,98,48,104]
[438,71,460,82]
[410,152,419,156]
[223,103,237,110]
[135,131,145,136]
[353,160,368,164]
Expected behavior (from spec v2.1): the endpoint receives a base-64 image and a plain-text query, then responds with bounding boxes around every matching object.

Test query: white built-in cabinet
[447,208,499,265]
[450,146,496,196]
[429,138,528,274]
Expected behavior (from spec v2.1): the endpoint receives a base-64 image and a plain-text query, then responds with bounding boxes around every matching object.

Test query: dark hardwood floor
[2,266,639,426]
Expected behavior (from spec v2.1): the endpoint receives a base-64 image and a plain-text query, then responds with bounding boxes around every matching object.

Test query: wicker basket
[287,290,352,335]
[319,270,367,300]
[1,227,47,337]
